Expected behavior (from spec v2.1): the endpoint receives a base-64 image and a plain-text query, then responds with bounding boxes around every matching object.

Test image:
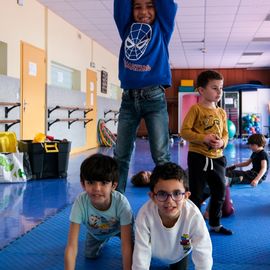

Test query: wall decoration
[101,70,108,94]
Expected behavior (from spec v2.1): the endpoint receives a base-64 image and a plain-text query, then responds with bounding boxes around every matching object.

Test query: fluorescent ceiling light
[265,14,270,21]
[242,52,263,56]
[252,37,270,42]
[236,62,254,65]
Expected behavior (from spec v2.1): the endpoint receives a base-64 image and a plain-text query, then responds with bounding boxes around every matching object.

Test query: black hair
[196,70,224,89]
[247,134,266,147]
[149,162,189,191]
[80,153,118,184]
[131,171,150,186]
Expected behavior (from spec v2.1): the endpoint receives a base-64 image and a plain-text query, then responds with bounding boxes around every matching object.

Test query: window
[0,41,7,75]
[51,61,80,90]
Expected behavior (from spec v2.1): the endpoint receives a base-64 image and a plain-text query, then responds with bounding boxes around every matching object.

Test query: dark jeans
[188,152,226,227]
[169,255,188,270]
[226,168,259,185]
[114,85,170,193]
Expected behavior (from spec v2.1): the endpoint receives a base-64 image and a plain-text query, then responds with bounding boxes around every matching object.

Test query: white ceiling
[37,0,270,69]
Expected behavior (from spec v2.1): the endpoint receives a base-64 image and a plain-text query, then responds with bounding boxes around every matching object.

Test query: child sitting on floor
[226,134,269,187]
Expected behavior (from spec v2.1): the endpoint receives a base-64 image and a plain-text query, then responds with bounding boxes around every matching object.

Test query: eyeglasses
[153,190,186,202]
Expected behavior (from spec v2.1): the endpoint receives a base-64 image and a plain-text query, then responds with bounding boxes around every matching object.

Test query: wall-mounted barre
[104,110,119,118]
[0,102,21,118]
[48,118,93,130]
[104,118,118,124]
[0,119,20,131]
[48,105,93,118]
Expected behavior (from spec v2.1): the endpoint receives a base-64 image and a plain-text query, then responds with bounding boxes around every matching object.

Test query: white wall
[242,89,270,135]
[46,10,91,92]
[0,0,121,148]
[257,88,270,135]
[0,0,45,77]
[0,0,120,95]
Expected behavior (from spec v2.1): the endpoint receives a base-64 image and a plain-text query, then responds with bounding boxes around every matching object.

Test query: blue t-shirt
[70,190,133,241]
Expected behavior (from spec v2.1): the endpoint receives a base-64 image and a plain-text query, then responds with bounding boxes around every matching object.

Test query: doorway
[21,42,46,139]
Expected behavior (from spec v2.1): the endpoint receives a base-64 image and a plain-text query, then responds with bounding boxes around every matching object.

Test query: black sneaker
[211,226,233,235]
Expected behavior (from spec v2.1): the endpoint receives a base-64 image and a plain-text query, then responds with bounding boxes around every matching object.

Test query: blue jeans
[114,85,170,193]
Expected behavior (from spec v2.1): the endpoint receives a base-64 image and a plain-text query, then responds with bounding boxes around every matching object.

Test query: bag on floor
[0,152,32,183]
[222,184,235,217]
[0,132,17,153]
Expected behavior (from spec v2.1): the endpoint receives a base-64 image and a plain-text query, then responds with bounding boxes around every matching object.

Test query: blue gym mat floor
[0,138,270,269]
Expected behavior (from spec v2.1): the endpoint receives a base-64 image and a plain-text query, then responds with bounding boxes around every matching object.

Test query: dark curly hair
[149,162,189,192]
[131,171,151,186]
[196,70,224,89]
[247,134,266,147]
[80,153,118,184]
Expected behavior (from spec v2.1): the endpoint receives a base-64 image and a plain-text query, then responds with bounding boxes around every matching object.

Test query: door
[178,92,199,133]
[21,42,46,139]
[86,69,98,148]
[222,91,239,137]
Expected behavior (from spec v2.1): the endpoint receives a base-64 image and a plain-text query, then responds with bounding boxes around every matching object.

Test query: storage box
[178,86,195,92]
[181,79,194,87]
[18,140,71,179]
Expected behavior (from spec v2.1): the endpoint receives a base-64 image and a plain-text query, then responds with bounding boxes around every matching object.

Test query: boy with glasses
[132,162,212,270]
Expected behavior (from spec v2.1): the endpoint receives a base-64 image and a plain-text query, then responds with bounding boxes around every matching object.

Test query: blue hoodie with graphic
[114,0,177,90]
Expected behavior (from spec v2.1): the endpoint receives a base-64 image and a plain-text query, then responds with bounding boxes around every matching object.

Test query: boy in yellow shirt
[181,70,233,235]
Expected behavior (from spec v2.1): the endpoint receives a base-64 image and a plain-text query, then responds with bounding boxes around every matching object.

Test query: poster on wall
[28,62,37,76]
[101,70,108,94]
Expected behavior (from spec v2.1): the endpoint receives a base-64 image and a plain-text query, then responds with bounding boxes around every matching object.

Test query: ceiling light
[242,52,263,56]
[265,14,270,21]
[236,62,254,65]
[252,37,270,42]
[182,40,204,43]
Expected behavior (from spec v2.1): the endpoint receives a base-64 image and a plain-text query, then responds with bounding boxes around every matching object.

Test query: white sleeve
[190,214,213,270]
[132,210,152,270]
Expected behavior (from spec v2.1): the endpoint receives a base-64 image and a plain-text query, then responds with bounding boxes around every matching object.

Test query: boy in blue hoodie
[113,0,178,193]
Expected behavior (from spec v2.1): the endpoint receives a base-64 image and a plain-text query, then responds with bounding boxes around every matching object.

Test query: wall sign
[101,70,108,94]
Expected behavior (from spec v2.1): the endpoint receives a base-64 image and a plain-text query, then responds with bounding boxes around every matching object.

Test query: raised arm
[155,0,178,42]
[114,0,133,39]
[64,222,80,270]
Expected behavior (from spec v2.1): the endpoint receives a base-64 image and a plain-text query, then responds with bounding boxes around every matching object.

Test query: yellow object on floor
[0,132,17,153]
[33,133,46,143]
